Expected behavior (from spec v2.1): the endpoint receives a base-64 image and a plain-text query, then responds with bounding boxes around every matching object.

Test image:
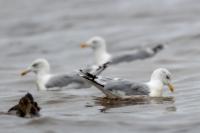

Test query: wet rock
[8,93,41,118]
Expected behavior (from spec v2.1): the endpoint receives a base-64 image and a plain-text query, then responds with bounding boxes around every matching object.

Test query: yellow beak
[21,69,31,76]
[80,43,89,48]
[168,83,174,92]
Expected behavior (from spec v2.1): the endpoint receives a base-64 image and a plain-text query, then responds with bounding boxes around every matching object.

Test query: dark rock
[8,93,41,118]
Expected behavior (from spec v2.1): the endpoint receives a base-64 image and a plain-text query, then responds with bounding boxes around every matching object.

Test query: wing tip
[78,69,97,80]
[78,69,105,88]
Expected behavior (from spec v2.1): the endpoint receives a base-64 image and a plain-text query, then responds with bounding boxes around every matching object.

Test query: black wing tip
[79,69,104,88]
[152,44,164,53]
[79,69,97,80]
[103,61,111,66]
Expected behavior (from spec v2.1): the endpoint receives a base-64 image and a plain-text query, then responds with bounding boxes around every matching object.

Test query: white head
[21,58,50,76]
[150,68,174,93]
[80,36,107,51]
[80,36,111,65]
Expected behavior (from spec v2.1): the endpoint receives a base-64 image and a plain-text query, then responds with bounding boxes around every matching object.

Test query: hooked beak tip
[20,70,30,76]
[80,43,89,48]
[168,83,175,93]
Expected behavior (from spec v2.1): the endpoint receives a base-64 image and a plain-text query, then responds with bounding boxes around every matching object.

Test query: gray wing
[45,73,86,88]
[78,70,149,97]
[105,80,150,96]
[111,44,164,65]
[78,70,120,98]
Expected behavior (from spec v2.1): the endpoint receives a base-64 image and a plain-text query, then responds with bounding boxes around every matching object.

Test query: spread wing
[111,44,164,65]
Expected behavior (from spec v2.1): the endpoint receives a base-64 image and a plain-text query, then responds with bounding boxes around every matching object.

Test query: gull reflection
[94,96,176,112]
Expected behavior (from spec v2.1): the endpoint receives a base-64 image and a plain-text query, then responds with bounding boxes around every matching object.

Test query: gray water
[0,0,200,133]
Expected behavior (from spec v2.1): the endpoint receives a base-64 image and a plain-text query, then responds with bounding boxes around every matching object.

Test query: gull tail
[78,70,104,87]
[78,70,119,98]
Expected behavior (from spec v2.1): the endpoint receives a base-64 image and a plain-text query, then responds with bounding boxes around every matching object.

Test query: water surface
[0,0,200,133]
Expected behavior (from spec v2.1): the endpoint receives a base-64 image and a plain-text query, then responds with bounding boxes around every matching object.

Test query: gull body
[79,68,174,98]
[21,58,90,91]
[81,36,111,66]
[80,36,164,66]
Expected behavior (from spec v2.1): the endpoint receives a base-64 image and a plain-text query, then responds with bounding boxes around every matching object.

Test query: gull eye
[32,63,38,67]
[166,75,170,80]
[92,40,98,44]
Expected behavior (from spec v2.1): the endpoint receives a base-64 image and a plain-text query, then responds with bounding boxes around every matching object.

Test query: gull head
[150,68,174,93]
[21,58,50,76]
[80,36,106,51]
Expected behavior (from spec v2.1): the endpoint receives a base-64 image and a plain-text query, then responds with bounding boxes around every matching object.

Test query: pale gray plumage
[80,73,149,98]
[81,36,164,67]
[111,46,162,65]
[21,58,91,91]
[105,80,149,95]
[79,68,174,98]
[46,73,90,89]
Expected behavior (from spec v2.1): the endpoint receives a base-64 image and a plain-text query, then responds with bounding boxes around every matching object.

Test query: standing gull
[79,68,174,98]
[80,36,164,66]
[21,58,90,91]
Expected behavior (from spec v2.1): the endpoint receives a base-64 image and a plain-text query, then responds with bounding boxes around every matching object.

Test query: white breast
[36,74,51,91]
[96,53,111,65]
[146,80,163,97]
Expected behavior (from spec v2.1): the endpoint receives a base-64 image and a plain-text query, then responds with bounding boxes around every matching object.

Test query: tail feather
[79,70,104,88]
[79,69,98,80]
[78,70,119,98]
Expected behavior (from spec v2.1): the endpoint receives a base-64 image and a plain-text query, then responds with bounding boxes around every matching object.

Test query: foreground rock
[8,93,41,118]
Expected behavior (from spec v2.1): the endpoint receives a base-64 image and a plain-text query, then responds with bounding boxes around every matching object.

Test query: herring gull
[79,68,174,98]
[80,36,164,66]
[21,58,91,91]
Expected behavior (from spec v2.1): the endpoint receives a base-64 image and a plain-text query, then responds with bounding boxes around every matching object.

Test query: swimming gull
[79,68,174,98]
[80,36,164,66]
[21,58,91,91]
